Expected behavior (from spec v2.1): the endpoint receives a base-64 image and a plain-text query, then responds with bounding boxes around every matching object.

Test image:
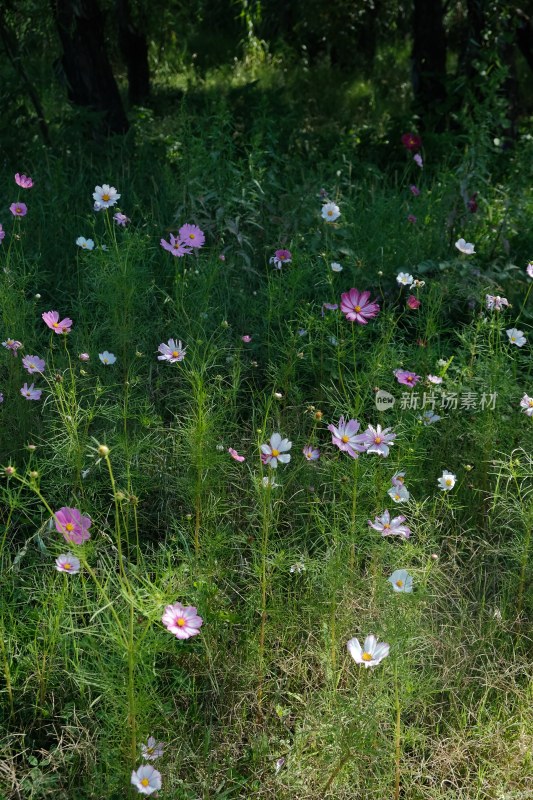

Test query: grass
[0,51,532,800]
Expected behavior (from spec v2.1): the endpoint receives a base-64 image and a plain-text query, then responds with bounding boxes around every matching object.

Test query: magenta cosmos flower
[15,173,33,189]
[22,355,45,374]
[340,288,380,324]
[228,447,245,462]
[269,249,292,269]
[359,424,396,456]
[179,223,205,249]
[157,339,186,362]
[10,202,27,217]
[162,602,203,639]
[20,382,41,400]
[401,132,422,151]
[394,369,421,388]
[42,311,73,334]
[54,507,92,545]
[261,433,292,468]
[242,335,252,343]
[160,234,192,257]
[328,416,367,459]
[368,509,411,538]
[407,295,421,309]
[55,553,81,574]
[409,184,420,196]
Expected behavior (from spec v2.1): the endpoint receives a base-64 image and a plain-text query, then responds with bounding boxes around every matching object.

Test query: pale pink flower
[54,507,92,545]
[520,394,533,417]
[261,433,292,468]
[328,416,367,459]
[42,311,73,334]
[15,173,33,189]
[2,338,22,355]
[140,737,165,761]
[340,288,380,324]
[394,369,421,387]
[157,339,186,362]
[391,471,406,488]
[347,634,390,668]
[228,447,245,462]
[131,764,162,795]
[368,509,411,538]
[409,185,420,196]
[10,202,27,217]
[20,382,41,400]
[162,602,203,639]
[427,374,443,384]
[407,295,421,309]
[303,445,320,461]
[113,212,130,226]
[178,223,205,248]
[55,553,81,574]
[359,424,396,456]
[22,355,45,374]
[160,234,192,257]
[241,335,252,343]
[79,352,90,361]
[486,295,509,311]
[413,153,423,168]
[527,262,533,279]
[0,224,4,242]
[93,184,120,208]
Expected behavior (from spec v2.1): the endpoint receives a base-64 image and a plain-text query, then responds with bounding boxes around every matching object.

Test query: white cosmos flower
[131,764,162,795]
[140,736,165,761]
[438,470,456,491]
[321,202,340,222]
[427,375,443,384]
[388,569,413,593]
[396,272,414,286]
[330,262,343,272]
[506,328,527,347]
[261,433,292,468]
[520,394,533,417]
[387,484,410,503]
[76,236,94,250]
[99,350,116,365]
[455,238,475,255]
[92,183,120,208]
[347,634,390,668]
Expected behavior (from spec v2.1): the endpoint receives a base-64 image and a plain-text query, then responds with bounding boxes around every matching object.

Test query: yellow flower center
[407,376,413,382]
[271,448,280,457]
[445,478,453,486]
[341,435,350,443]
[140,778,150,787]
[327,210,333,216]
[362,652,373,661]
[354,305,361,312]
[395,579,403,587]
[375,436,382,444]
[189,233,195,239]
[383,523,390,528]
[65,523,74,532]
[176,617,186,627]
[63,563,72,571]
[102,193,110,202]
[52,322,59,328]
[529,400,533,407]
[394,494,400,500]
[172,351,180,358]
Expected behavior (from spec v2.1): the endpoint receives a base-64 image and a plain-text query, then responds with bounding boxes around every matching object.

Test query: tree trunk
[116,0,150,106]
[52,0,129,134]
[411,0,447,125]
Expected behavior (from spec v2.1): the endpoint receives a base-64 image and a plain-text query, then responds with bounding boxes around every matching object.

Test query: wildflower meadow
[1,3,533,798]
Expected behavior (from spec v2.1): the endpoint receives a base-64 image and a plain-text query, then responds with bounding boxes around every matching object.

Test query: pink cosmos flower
[486,295,509,311]
[409,185,420,196]
[160,234,192,257]
[0,224,5,242]
[22,355,45,374]
[157,339,186,362]
[407,295,421,309]
[368,509,411,538]
[54,507,92,545]
[527,263,533,279]
[20,382,41,400]
[242,335,252,343]
[178,223,205,248]
[340,288,380,324]
[162,602,203,639]
[520,394,533,417]
[394,369,421,388]
[270,249,292,269]
[359,424,396,457]
[113,212,130,226]
[303,445,320,461]
[0,393,3,403]
[15,173,34,189]
[228,447,245,462]
[2,338,22,355]
[427,375,443,385]
[261,433,292,468]
[55,553,81,574]
[10,202,27,217]
[413,153,423,168]
[407,214,417,224]
[328,416,367,459]
[79,352,90,361]
[391,471,406,488]
[42,311,73,334]
[401,132,422,151]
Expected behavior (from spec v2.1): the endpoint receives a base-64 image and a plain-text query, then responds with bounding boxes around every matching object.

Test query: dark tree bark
[516,8,533,73]
[411,0,447,125]
[116,0,150,106]
[52,0,129,134]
